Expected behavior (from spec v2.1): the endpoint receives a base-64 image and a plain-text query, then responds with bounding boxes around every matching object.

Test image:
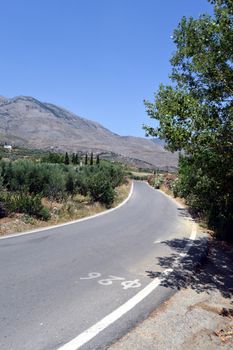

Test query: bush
[99,163,124,188]
[0,202,6,218]
[66,173,76,195]
[153,177,163,189]
[42,166,66,201]
[76,163,124,205]
[75,173,89,196]
[173,155,233,241]
[38,207,51,221]
[41,152,64,164]
[1,193,50,220]
[87,173,115,206]
[0,160,68,200]
[0,158,126,215]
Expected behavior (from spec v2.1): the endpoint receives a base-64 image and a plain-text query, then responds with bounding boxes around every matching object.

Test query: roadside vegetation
[144,0,233,242]
[147,172,176,192]
[0,149,129,235]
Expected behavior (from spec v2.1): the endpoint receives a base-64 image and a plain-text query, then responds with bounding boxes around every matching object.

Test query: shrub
[66,173,76,195]
[1,193,50,220]
[173,155,233,241]
[87,173,115,206]
[153,177,163,189]
[40,165,66,201]
[41,152,64,164]
[0,158,126,215]
[101,163,124,188]
[75,173,89,196]
[38,207,51,221]
[0,202,6,218]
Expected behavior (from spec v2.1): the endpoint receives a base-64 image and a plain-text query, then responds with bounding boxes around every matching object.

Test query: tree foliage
[64,152,70,165]
[1,193,50,220]
[0,158,125,219]
[144,0,233,241]
[41,152,64,164]
[75,163,124,205]
[90,152,94,166]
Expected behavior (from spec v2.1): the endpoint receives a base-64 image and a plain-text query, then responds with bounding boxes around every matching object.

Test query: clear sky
[0,0,213,137]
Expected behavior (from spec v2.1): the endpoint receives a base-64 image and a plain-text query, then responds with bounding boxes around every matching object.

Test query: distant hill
[0,95,178,170]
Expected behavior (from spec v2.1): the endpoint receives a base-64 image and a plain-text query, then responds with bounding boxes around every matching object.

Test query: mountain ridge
[0,95,178,170]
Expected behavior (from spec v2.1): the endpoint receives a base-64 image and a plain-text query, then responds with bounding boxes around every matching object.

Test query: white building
[3,145,12,151]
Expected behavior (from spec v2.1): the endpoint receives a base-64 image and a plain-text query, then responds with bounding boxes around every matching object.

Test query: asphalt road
[0,181,192,350]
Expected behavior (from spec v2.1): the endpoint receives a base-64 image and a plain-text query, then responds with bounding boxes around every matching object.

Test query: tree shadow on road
[146,236,233,299]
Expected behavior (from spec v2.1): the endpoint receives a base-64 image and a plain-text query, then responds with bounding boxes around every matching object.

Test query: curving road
[0,181,192,350]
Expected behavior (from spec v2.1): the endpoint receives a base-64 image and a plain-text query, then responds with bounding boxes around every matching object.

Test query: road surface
[0,181,192,350]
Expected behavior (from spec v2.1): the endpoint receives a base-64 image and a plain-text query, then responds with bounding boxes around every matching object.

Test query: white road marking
[80,273,101,280]
[80,273,142,289]
[98,275,125,286]
[0,182,134,240]
[121,279,141,290]
[57,277,162,350]
[57,223,197,350]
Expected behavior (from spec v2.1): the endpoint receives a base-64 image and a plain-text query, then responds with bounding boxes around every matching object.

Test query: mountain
[0,95,178,170]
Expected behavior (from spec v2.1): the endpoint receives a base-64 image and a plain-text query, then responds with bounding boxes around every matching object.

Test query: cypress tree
[71,153,76,164]
[64,152,69,165]
[75,153,80,165]
[85,153,88,165]
[90,152,93,166]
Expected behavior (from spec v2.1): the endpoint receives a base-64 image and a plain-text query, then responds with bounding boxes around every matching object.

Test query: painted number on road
[80,272,101,280]
[121,279,141,289]
[98,275,125,285]
[80,272,141,290]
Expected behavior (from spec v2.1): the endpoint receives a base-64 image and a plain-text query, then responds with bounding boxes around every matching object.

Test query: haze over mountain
[0,96,178,170]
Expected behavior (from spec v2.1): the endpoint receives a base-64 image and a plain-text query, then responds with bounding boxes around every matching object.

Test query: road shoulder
[108,238,233,350]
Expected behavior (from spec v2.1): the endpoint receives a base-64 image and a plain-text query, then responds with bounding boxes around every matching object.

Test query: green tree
[71,153,76,164]
[75,153,80,165]
[90,152,93,165]
[41,152,64,164]
[96,154,100,165]
[87,173,115,206]
[43,166,66,201]
[64,152,70,165]
[85,153,88,165]
[2,193,50,220]
[66,173,76,195]
[144,0,233,241]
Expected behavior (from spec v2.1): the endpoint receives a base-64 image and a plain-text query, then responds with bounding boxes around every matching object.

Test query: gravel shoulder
[108,240,233,350]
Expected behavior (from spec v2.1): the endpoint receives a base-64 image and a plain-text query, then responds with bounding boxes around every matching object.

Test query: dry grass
[113,182,131,207]
[0,181,132,236]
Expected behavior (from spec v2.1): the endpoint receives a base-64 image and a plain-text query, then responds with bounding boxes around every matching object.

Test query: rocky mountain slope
[0,95,178,170]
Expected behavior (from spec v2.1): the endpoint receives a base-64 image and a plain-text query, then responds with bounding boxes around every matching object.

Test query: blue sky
[0,0,212,137]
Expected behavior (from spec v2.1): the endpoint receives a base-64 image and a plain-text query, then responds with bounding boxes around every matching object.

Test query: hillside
[0,95,178,170]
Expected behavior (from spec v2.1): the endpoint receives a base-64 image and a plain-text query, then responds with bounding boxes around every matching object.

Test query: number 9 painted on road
[80,272,101,280]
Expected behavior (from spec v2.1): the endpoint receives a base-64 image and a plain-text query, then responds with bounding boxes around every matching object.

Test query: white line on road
[57,223,197,350]
[58,278,162,350]
[0,182,134,240]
